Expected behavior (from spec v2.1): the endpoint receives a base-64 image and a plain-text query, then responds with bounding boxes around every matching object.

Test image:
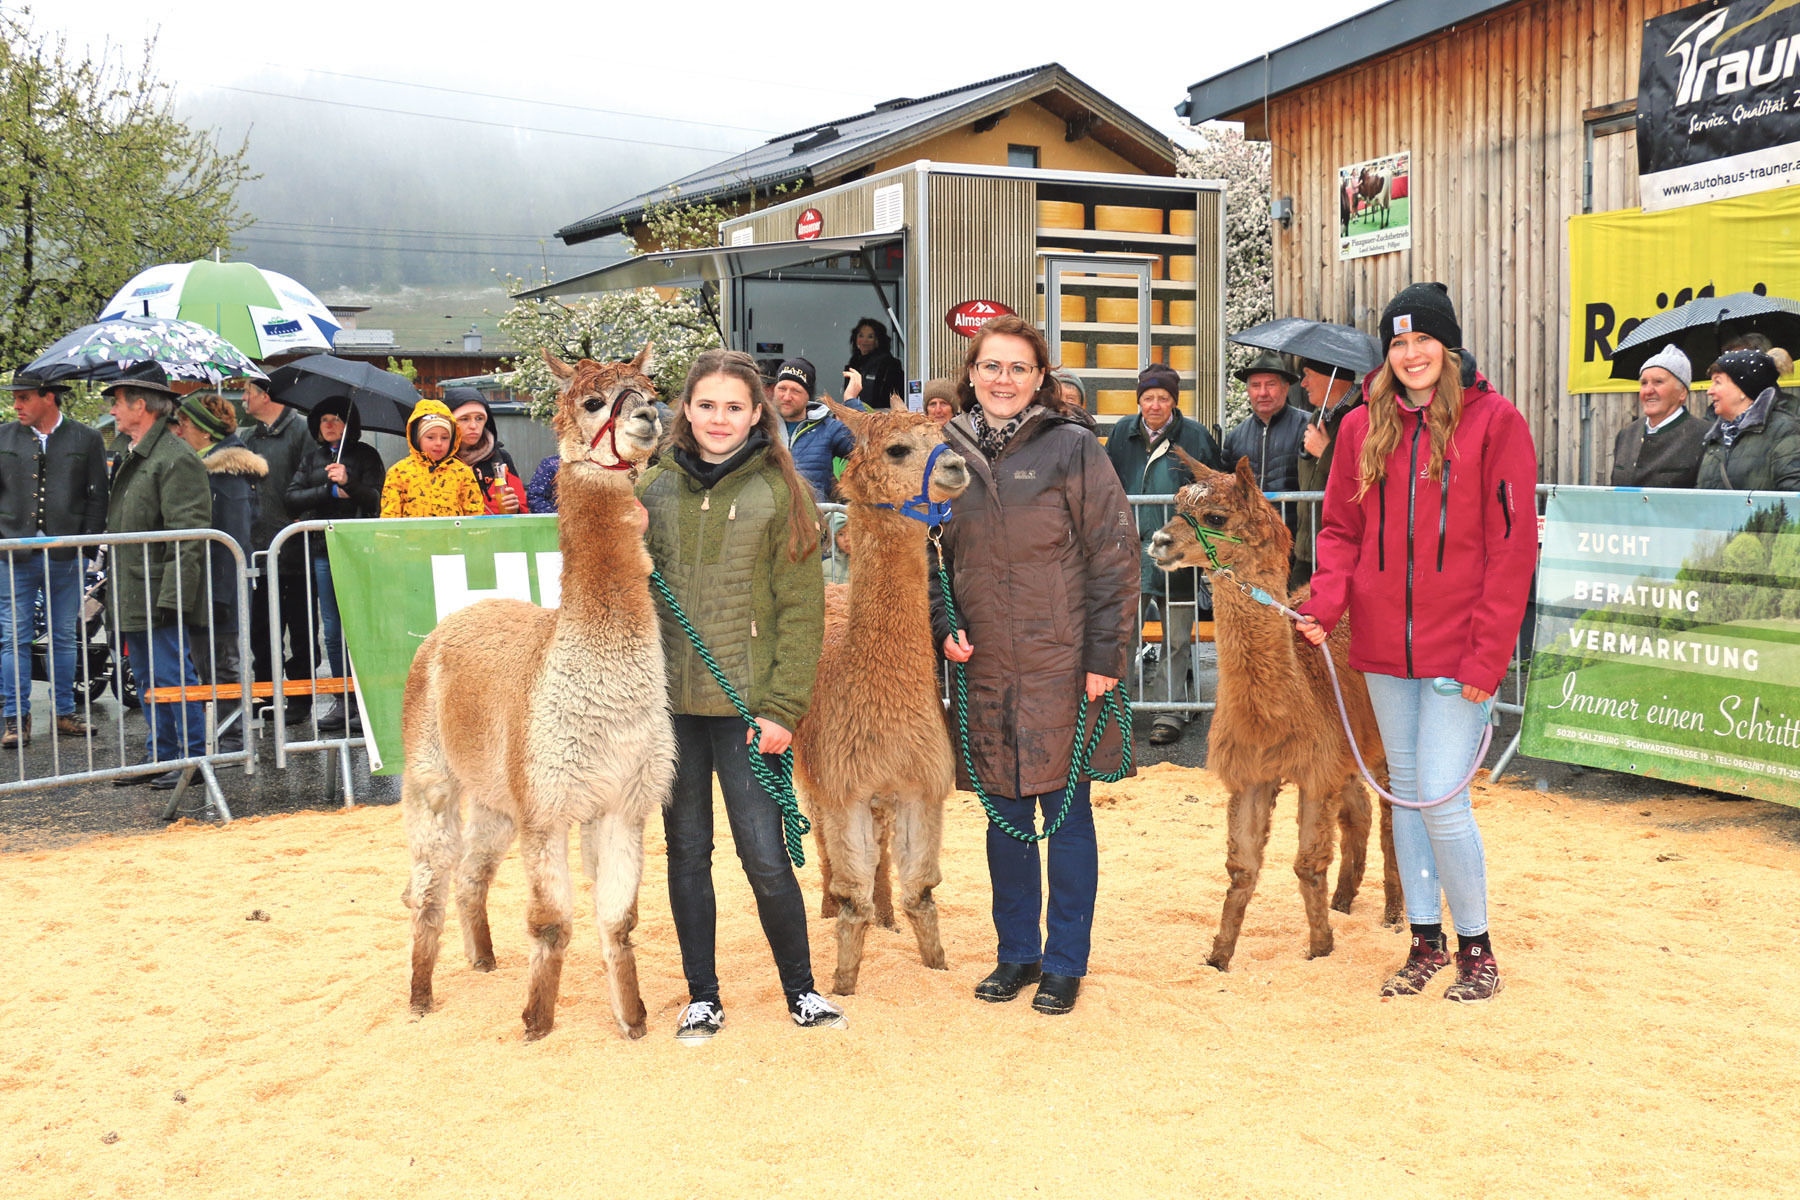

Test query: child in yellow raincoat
[381,398,485,518]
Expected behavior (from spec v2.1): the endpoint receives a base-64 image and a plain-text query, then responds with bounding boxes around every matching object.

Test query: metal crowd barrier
[263,521,366,807]
[0,529,253,821]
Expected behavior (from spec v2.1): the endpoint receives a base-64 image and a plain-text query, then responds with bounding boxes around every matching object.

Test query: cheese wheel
[1038,200,1086,229]
[1095,297,1166,325]
[1095,389,1138,416]
[1093,205,1163,234]
[1095,343,1141,370]
[1169,208,1196,237]
[1168,299,1196,326]
[1168,255,1197,282]
[1168,344,1196,371]
[1060,342,1087,368]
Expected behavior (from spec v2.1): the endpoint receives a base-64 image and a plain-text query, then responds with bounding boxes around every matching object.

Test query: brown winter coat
[930,407,1139,796]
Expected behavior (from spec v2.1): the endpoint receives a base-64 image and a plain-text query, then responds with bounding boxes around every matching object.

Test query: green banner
[325,517,562,773]
[1521,488,1800,806]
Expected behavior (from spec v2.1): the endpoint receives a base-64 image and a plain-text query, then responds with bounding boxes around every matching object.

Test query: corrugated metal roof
[557,64,1174,245]
[1175,0,1517,124]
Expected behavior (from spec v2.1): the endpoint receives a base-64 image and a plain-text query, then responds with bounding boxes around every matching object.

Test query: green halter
[1179,511,1243,570]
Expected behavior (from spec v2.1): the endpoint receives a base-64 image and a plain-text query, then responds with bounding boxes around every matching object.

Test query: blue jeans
[1363,673,1492,935]
[310,556,344,678]
[663,714,815,1003]
[0,551,82,719]
[986,782,1096,977]
[122,625,204,762]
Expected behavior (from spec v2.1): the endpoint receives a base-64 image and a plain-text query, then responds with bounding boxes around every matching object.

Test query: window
[1007,144,1039,169]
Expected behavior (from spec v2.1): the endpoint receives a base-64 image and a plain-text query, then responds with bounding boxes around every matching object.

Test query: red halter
[588,391,644,472]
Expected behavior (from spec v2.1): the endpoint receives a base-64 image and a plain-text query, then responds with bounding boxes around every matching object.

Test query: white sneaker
[788,990,847,1029]
[675,1000,723,1044]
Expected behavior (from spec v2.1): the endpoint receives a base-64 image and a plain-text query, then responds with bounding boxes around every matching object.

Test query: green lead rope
[934,549,1133,844]
[648,570,811,868]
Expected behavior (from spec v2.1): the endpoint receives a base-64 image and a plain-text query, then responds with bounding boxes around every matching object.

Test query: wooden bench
[144,678,355,704]
[1141,620,1215,645]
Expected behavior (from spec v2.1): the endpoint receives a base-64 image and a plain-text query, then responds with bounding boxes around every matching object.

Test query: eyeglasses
[973,360,1042,383]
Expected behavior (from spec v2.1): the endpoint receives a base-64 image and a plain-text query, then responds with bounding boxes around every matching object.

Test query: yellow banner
[1568,185,1800,393]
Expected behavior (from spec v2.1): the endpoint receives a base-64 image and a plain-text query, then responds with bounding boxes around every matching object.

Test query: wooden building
[1179,0,1703,484]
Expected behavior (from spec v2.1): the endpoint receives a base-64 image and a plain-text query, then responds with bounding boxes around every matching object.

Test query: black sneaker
[788,991,847,1029]
[674,1000,723,1044]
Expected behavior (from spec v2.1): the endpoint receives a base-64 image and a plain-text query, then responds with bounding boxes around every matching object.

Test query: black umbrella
[1609,291,1800,380]
[1230,318,1382,377]
[263,354,417,435]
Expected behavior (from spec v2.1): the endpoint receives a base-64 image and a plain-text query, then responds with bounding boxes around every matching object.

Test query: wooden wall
[1252,0,1694,483]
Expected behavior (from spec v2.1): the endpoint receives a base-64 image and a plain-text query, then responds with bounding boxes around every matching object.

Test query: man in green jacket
[104,377,212,786]
[1104,364,1223,745]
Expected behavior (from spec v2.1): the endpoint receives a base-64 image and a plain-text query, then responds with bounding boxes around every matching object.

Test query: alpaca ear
[1171,444,1207,479]
[543,348,575,381]
[631,341,656,377]
[822,395,870,436]
[1233,456,1263,496]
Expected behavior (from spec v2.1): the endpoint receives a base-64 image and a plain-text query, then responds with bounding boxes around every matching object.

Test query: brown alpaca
[1147,452,1401,970]
[400,345,674,1040]
[794,399,971,995]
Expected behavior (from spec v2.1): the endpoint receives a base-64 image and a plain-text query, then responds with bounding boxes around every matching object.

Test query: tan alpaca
[1147,451,1401,971]
[794,400,971,995]
[400,345,674,1041]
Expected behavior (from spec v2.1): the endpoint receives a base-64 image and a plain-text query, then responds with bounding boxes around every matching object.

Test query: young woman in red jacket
[1295,283,1538,1003]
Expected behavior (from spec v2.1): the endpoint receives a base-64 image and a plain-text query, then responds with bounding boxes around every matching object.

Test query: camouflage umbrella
[23,315,267,386]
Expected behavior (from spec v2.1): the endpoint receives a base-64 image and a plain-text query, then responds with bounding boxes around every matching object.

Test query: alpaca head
[821,397,971,509]
[1148,451,1292,577]
[543,344,661,476]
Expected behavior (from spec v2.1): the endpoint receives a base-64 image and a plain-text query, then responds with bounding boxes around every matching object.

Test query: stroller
[28,546,136,710]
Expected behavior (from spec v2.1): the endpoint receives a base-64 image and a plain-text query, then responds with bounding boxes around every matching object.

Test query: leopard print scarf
[970,403,1040,460]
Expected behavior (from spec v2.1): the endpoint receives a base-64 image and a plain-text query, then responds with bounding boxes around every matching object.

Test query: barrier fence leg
[1489,726,1524,783]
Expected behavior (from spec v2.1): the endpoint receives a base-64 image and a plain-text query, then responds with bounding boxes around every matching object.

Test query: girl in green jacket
[637,348,842,1043]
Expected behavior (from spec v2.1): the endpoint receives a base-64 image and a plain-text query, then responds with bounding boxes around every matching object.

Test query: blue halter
[874,440,955,528]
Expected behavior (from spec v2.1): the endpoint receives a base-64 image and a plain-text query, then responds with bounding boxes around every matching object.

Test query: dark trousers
[122,625,204,762]
[663,713,815,1004]
[986,782,1097,977]
[250,566,316,714]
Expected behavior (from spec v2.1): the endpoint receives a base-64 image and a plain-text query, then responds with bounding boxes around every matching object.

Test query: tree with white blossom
[1178,124,1273,430]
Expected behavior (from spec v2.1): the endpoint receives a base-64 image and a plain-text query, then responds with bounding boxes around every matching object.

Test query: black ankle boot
[974,962,1042,1003]
[1031,973,1081,1015]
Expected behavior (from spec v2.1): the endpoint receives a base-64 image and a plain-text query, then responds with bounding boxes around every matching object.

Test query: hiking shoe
[2,717,29,748]
[1444,944,1504,1003]
[674,1000,724,1044]
[54,714,96,738]
[788,991,847,1030]
[1148,717,1184,746]
[1379,934,1451,997]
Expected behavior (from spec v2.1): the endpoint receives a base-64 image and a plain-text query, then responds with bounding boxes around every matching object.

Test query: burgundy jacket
[1299,365,1538,695]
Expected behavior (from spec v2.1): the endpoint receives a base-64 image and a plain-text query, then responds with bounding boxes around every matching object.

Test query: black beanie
[1136,363,1182,405]
[1380,282,1462,351]
[775,357,817,397]
[1710,349,1779,399]
[443,386,490,418]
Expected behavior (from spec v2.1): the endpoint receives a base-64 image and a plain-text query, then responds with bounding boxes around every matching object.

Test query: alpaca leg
[402,764,461,1016]
[518,823,573,1041]
[1293,784,1339,959]
[458,803,516,971]
[1207,782,1277,972]
[586,807,651,1040]
[873,804,897,931]
[829,802,881,995]
[1331,778,1372,914]
[891,789,947,971]
[1378,797,1403,927]
[815,824,840,919]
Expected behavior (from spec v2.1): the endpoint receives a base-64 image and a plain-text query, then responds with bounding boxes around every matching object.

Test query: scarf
[673,428,770,490]
[455,427,496,469]
[970,403,1040,460]
[1716,388,1772,449]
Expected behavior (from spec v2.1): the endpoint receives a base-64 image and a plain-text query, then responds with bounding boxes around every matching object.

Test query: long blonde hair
[1355,350,1464,501]
[666,349,820,562]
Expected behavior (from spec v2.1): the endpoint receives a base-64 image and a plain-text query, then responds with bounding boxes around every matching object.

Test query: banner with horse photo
[1337,151,1411,261]
[324,516,563,773]
[1637,0,1800,211]
[1520,487,1800,807]
[1565,184,1800,393]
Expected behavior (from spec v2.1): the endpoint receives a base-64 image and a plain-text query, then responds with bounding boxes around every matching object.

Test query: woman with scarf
[636,348,845,1043]
[1295,283,1537,1003]
[929,315,1138,1016]
[444,387,528,513]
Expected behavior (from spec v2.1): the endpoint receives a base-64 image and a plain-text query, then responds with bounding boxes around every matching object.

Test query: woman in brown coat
[930,315,1138,1015]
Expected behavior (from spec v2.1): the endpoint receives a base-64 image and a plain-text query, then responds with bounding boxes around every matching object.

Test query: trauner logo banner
[326,517,563,773]
[1521,488,1800,807]
[1566,184,1800,392]
[1638,0,1800,210]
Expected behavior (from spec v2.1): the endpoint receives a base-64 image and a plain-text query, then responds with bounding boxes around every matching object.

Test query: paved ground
[0,648,1752,852]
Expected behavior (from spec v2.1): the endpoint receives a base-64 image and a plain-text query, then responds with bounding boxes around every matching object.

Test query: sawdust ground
[5,764,1797,1199]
